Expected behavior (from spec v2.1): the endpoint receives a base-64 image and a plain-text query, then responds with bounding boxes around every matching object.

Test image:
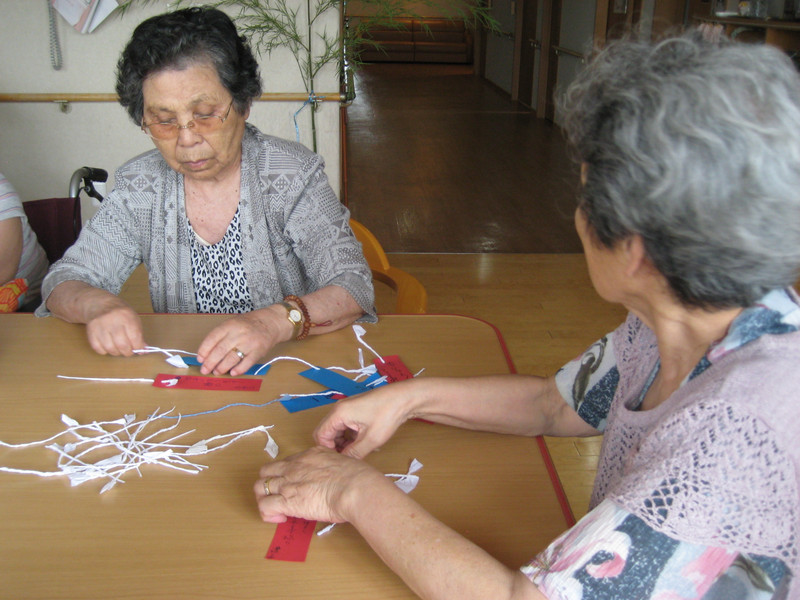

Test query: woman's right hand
[85,302,145,356]
[313,378,422,459]
[47,280,146,356]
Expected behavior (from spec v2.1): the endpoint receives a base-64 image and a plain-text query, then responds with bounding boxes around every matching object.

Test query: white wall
[0,1,341,220]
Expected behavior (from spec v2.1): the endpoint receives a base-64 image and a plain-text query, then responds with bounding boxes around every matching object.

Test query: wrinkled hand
[85,304,145,356]
[254,446,387,524]
[313,380,417,459]
[196,311,284,376]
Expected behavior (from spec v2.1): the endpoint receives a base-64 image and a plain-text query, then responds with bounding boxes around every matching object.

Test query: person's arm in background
[0,173,26,284]
[0,216,22,284]
[0,172,50,311]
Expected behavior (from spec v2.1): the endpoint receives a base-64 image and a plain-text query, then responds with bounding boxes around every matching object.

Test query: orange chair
[350,219,428,314]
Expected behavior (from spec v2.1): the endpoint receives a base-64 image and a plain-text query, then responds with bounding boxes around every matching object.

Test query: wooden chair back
[349,219,428,314]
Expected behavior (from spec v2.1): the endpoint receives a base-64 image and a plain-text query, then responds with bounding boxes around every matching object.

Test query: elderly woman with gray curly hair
[251,31,800,600]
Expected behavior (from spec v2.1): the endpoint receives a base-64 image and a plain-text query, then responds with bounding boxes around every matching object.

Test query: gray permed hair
[561,31,800,309]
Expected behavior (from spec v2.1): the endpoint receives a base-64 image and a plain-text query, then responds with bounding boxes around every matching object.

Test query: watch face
[289,308,302,323]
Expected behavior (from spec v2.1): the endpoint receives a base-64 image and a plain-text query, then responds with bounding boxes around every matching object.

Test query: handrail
[491,29,515,39]
[695,14,800,32]
[552,45,585,60]
[0,92,345,103]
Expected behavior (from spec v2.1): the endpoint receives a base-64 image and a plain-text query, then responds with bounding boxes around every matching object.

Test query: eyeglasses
[141,99,235,140]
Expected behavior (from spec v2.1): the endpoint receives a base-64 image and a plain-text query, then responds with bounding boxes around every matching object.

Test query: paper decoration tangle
[130,325,390,372]
[279,368,388,413]
[58,324,402,385]
[134,345,197,357]
[4,327,423,496]
[0,408,279,494]
[55,353,307,385]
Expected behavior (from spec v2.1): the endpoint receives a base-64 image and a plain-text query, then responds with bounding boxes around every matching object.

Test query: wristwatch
[280,301,303,338]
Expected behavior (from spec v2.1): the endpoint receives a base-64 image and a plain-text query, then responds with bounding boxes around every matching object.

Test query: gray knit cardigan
[37,124,376,320]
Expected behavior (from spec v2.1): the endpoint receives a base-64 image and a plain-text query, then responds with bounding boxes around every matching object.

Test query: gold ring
[232,347,245,360]
[263,477,273,496]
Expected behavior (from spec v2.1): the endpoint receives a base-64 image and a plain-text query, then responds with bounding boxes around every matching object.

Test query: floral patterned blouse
[521,288,799,599]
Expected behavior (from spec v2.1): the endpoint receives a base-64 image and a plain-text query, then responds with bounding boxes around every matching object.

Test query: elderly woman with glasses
[37,7,375,376]
[254,32,800,599]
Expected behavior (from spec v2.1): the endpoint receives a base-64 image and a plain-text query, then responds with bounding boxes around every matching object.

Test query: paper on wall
[51,0,119,34]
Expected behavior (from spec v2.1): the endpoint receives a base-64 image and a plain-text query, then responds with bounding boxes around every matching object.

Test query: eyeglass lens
[143,101,233,140]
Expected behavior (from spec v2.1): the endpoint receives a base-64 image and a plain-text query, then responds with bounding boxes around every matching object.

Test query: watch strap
[280,301,303,339]
[283,295,312,340]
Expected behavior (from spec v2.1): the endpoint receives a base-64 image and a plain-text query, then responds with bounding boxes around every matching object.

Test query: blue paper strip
[299,367,370,397]
[180,356,271,376]
[280,368,389,413]
[280,393,340,413]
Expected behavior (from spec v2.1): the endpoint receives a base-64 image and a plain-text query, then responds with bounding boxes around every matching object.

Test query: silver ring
[263,477,273,496]
[232,347,245,360]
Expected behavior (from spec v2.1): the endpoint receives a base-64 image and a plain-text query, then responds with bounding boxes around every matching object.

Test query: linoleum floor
[344,63,583,253]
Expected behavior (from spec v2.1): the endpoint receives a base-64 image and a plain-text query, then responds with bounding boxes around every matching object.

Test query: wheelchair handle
[69,166,108,200]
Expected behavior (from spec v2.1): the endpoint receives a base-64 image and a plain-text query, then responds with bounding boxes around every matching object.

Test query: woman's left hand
[254,446,388,524]
[196,308,287,376]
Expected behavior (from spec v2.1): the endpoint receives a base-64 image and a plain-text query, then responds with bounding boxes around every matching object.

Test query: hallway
[344,63,583,253]
[338,62,612,520]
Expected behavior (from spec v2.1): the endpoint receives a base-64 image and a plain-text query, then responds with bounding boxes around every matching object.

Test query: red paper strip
[266,517,317,561]
[374,355,414,382]
[377,357,433,423]
[152,374,262,391]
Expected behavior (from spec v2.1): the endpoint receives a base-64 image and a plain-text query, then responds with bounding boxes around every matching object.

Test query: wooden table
[0,314,571,599]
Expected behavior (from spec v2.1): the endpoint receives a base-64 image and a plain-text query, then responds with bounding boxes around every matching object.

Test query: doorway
[484,0,518,94]
[515,0,543,109]
[551,0,596,124]
[513,0,597,119]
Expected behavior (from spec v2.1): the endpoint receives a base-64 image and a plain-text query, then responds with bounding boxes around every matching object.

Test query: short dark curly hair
[115,6,262,125]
